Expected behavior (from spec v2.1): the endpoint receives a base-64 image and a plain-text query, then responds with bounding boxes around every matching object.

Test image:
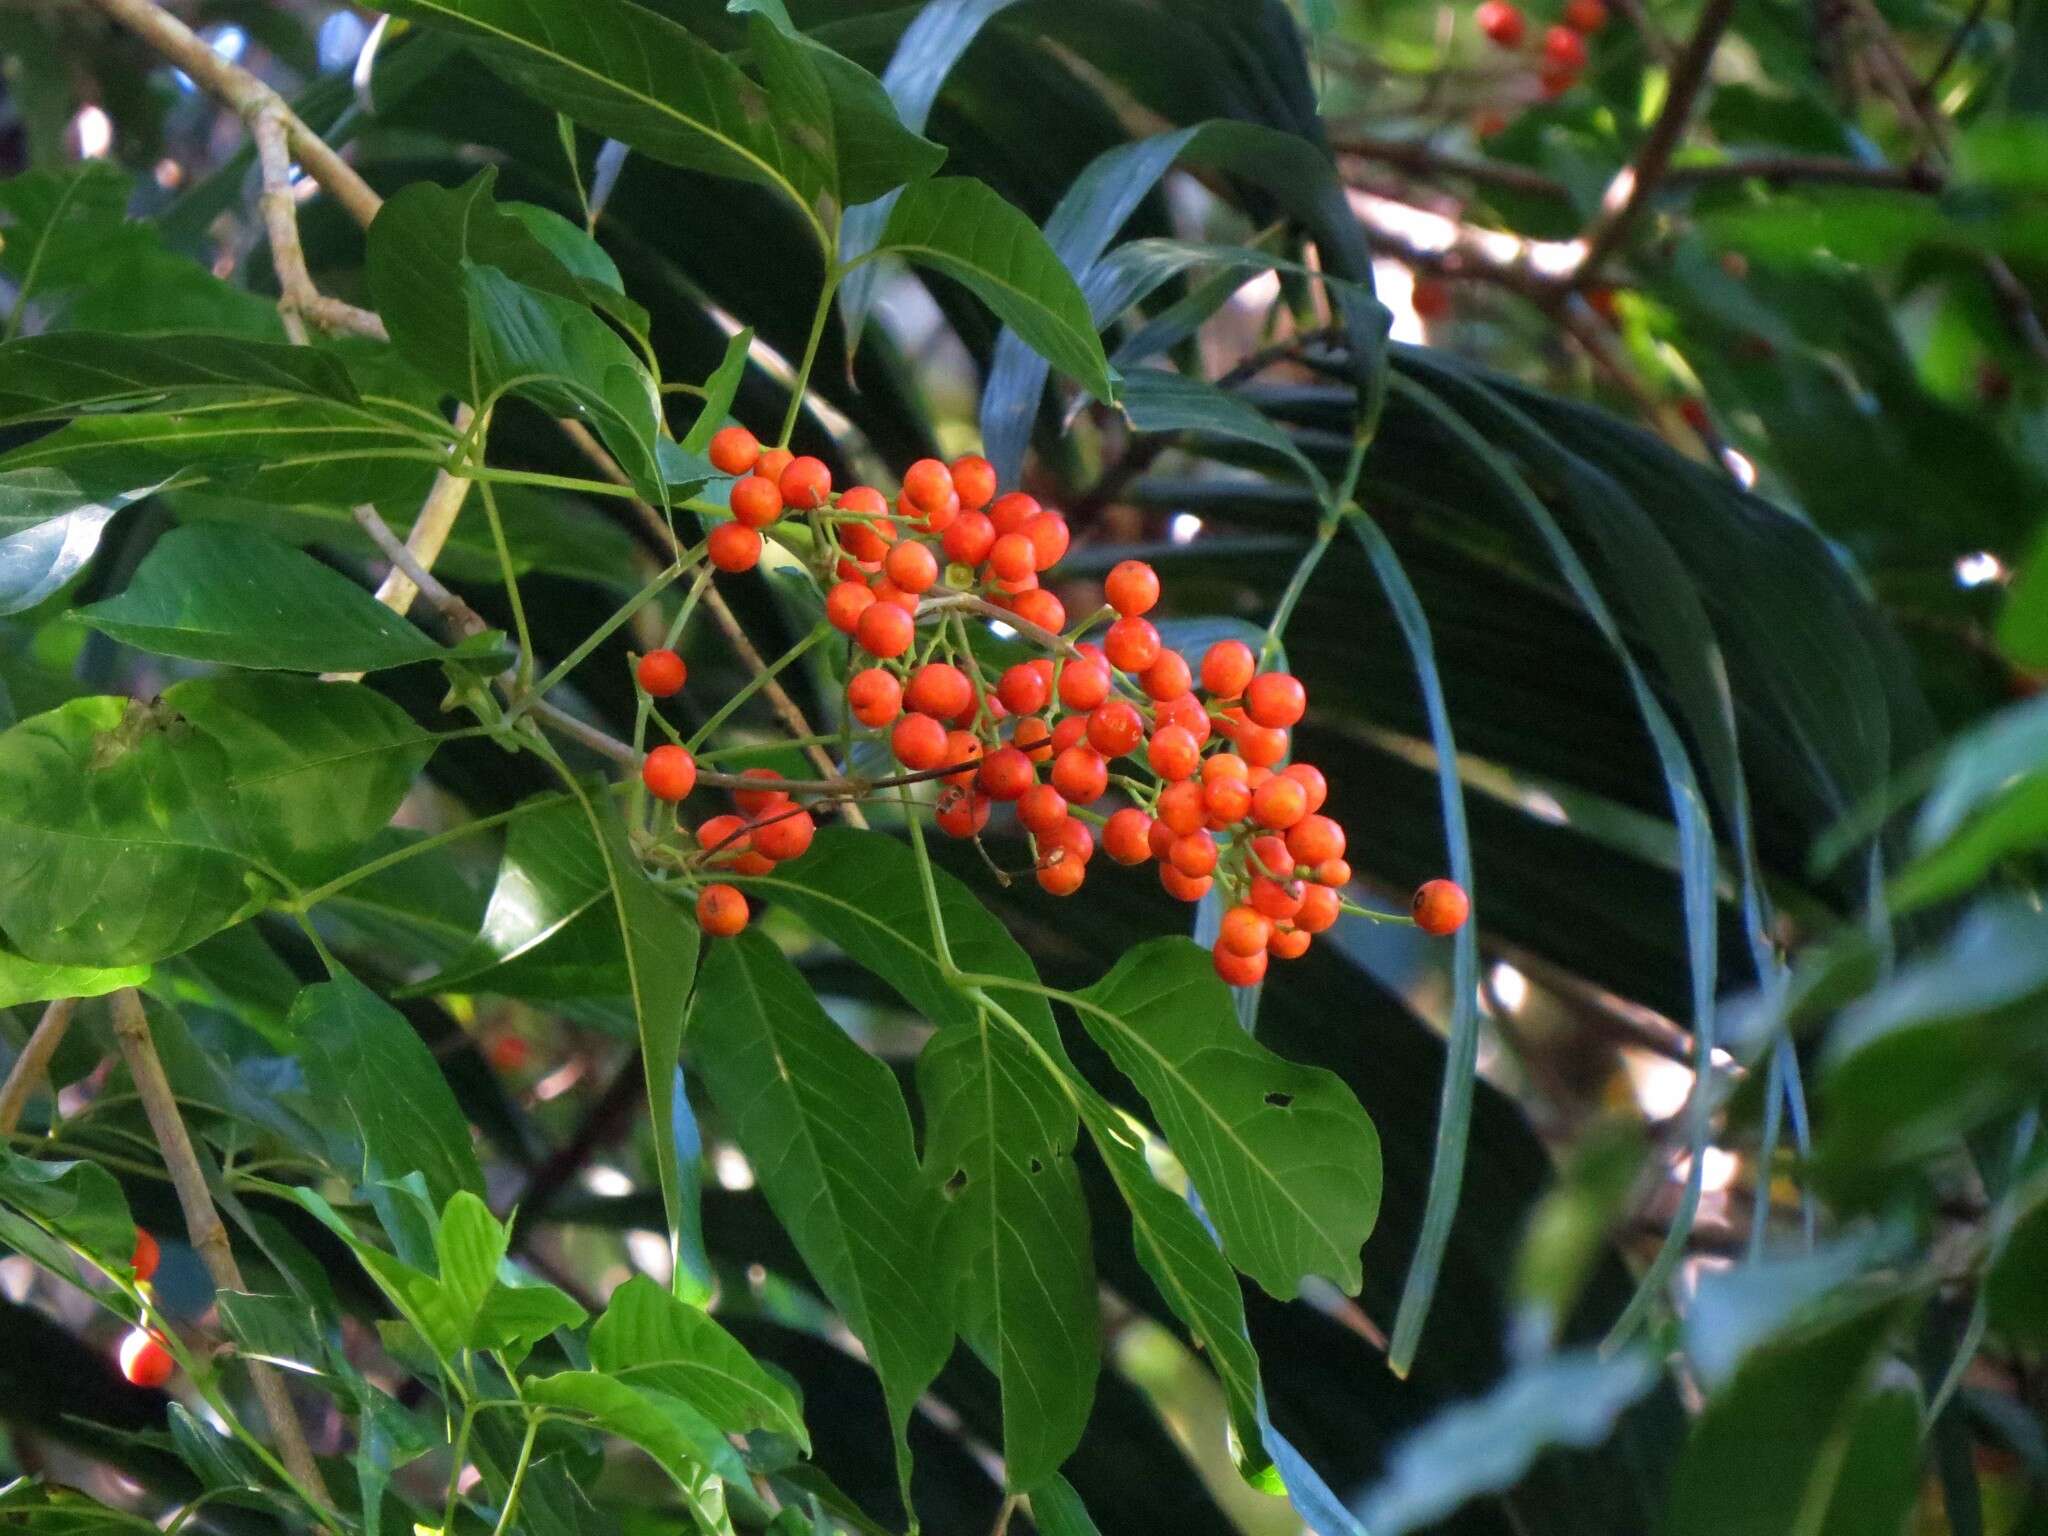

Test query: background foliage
[1,0,2046,1532]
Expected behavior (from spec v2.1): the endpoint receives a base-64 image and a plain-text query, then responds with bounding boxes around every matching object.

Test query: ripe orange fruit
[1200,639,1257,699]
[731,475,783,529]
[1476,0,1526,45]
[636,649,687,697]
[708,523,763,572]
[131,1229,160,1282]
[1413,879,1471,935]
[708,425,760,476]
[120,1329,174,1388]
[696,884,749,936]
[641,745,697,802]
[1104,808,1154,864]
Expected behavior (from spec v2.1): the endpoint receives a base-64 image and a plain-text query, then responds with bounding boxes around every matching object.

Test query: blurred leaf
[0,1149,135,1273]
[164,675,437,888]
[1066,936,1380,1299]
[873,177,1115,402]
[1665,1294,1908,1536]
[76,525,491,673]
[0,949,148,1009]
[0,696,258,966]
[1119,368,1327,495]
[1510,1117,1646,1349]
[1817,1383,1923,1536]
[590,1274,809,1446]
[688,929,950,1506]
[1357,1350,1660,1536]
[1988,1173,2048,1343]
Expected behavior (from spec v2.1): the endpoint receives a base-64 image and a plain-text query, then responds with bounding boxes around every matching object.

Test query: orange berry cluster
[635,432,1470,977]
[1475,0,1603,99]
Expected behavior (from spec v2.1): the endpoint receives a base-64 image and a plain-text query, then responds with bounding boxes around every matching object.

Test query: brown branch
[108,990,332,1514]
[249,108,386,343]
[81,0,381,229]
[0,999,76,1136]
[1337,138,1572,199]
[1569,0,1740,286]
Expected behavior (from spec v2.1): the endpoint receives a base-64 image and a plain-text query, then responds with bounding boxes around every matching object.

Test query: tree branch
[249,108,387,343]
[1568,0,1740,286]
[108,989,332,1514]
[0,999,76,1136]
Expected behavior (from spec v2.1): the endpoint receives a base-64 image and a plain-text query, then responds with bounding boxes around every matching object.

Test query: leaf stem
[490,1415,541,1536]
[778,273,842,448]
[685,623,830,753]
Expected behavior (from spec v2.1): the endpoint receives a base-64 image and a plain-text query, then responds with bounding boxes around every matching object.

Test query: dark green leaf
[76,525,483,673]
[1119,368,1326,495]
[522,1370,747,1495]
[0,1149,135,1272]
[874,178,1115,402]
[688,930,950,1504]
[0,331,360,425]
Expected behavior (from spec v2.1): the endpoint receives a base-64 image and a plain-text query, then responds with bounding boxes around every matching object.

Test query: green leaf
[1064,936,1381,1298]
[0,696,258,966]
[874,178,1115,402]
[291,1186,466,1360]
[1356,1349,1661,1536]
[0,1149,135,1272]
[737,10,945,209]
[0,162,135,332]
[381,0,827,245]
[738,829,1097,1482]
[1028,1477,1103,1536]
[0,948,148,1009]
[1988,1177,2048,1344]
[687,930,950,1504]
[0,403,442,509]
[433,1191,509,1346]
[680,327,754,454]
[1119,368,1327,496]
[1078,1088,1270,1480]
[413,794,624,1000]
[76,525,484,673]
[0,467,166,616]
[469,1273,588,1357]
[291,973,486,1252]
[164,674,437,886]
[918,1005,1097,1489]
[215,1291,329,1376]
[1665,1294,1908,1536]
[523,1370,747,1495]
[0,331,360,425]
[589,1274,809,1447]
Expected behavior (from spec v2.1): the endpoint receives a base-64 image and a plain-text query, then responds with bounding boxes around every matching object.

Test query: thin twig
[1918,0,1992,102]
[1569,0,1740,286]
[553,418,864,823]
[249,108,387,343]
[0,999,77,1136]
[108,990,332,1513]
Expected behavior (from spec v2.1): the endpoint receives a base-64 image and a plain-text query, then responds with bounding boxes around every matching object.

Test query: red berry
[708,523,763,572]
[1141,650,1192,702]
[848,668,903,728]
[893,712,949,770]
[1014,715,1054,762]
[708,425,761,476]
[779,455,832,510]
[905,663,973,720]
[488,1035,531,1072]
[1250,873,1305,921]
[642,745,698,802]
[1251,774,1308,829]
[1200,639,1257,699]
[1036,855,1087,896]
[637,649,687,697]
[731,475,784,529]
[884,539,940,594]
[1104,616,1162,673]
[826,579,875,633]
[1104,559,1161,617]
[1542,23,1586,67]
[1203,775,1252,825]
[1286,814,1346,866]
[1154,691,1213,745]
[998,662,1050,715]
[941,730,985,788]
[1050,745,1108,804]
[1245,672,1307,729]
[1169,830,1218,878]
[840,511,898,565]
[988,533,1036,583]
[934,785,991,839]
[755,447,794,483]
[1147,725,1201,781]
[1160,864,1212,903]
[1022,513,1070,571]
[856,601,915,659]
[1413,879,1471,935]
[1219,905,1271,958]
[949,454,997,510]
[942,510,996,567]
[120,1329,174,1388]
[1295,883,1339,934]
[1268,925,1312,960]
[1104,808,1154,864]
[732,767,788,816]
[989,491,1039,535]
[1564,0,1607,33]
[1476,0,1526,45]
[1017,783,1069,835]
[1155,780,1205,836]
[1247,834,1295,880]
[1213,944,1268,986]
[1085,700,1143,759]
[131,1229,160,1283]
[1282,761,1328,812]
[1412,278,1453,324]
[697,884,749,936]
[978,745,1036,801]
[1057,656,1112,712]
[1317,857,1352,887]
[752,806,816,863]
[901,459,955,520]
[1012,587,1066,633]
[1036,816,1094,871]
